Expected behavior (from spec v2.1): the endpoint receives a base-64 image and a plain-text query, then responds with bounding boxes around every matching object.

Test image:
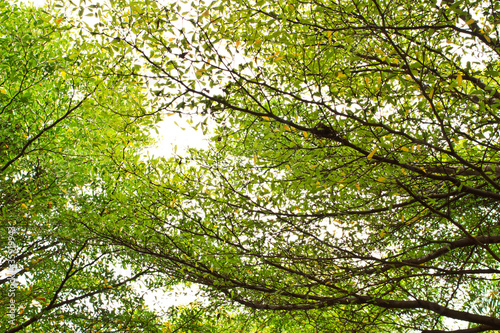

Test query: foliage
[160,301,370,333]
[3,0,500,332]
[0,1,165,332]
[80,0,500,331]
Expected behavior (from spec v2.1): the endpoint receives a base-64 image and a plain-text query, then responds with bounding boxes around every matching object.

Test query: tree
[76,0,500,331]
[4,0,500,331]
[0,1,166,331]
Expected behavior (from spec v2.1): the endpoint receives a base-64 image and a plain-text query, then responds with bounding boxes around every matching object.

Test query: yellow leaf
[465,18,475,25]
[377,177,386,182]
[235,41,240,48]
[285,164,291,171]
[61,71,66,79]
[364,77,369,85]
[457,74,462,85]
[56,18,63,24]
[327,31,332,43]
[379,230,387,238]
[310,164,318,168]
[337,72,346,78]
[283,125,291,131]
[484,35,491,43]
[377,77,381,85]
[355,182,360,191]
[400,146,409,152]
[168,38,176,41]
[254,39,261,45]
[253,154,257,165]
[21,203,28,209]
[303,131,308,138]
[167,113,176,116]
[367,148,377,160]
[406,217,418,225]
[375,48,384,56]
[275,56,284,61]
[262,116,270,121]
[0,88,6,94]
[201,9,209,17]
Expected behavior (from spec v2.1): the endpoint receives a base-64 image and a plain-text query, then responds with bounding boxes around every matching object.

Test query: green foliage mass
[1,1,165,331]
[2,0,500,332]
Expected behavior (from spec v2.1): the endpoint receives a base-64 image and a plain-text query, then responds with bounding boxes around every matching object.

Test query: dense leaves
[0,1,165,332]
[2,0,500,332]
[88,0,500,331]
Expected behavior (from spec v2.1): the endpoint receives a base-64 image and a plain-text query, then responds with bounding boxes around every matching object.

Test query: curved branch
[422,325,496,333]
[230,294,500,329]
[358,235,500,275]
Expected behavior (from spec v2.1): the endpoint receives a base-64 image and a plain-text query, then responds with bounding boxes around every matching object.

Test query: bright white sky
[148,115,210,158]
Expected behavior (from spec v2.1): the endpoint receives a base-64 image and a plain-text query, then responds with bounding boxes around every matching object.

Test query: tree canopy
[2,0,500,332]
[1,1,165,331]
